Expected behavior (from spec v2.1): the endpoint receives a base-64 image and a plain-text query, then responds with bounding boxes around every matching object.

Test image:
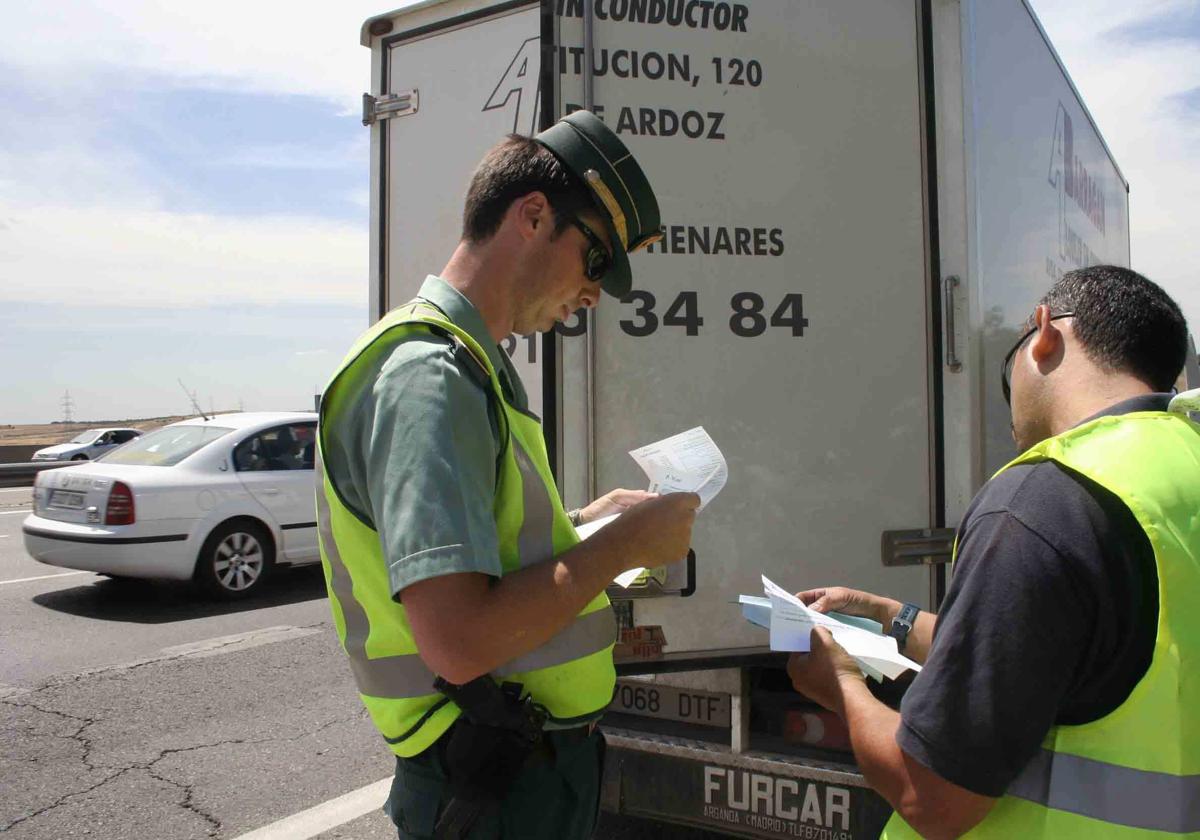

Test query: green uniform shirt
[321,275,529,598]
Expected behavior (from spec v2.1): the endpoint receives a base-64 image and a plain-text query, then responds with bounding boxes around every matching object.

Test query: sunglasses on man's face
[569,217,612,282]
[1001,312,1075,405]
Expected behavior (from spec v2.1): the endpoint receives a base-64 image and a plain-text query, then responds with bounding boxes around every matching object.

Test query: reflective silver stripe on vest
[316,453,438,698]
[512,437,555,569]
[318,452,616,699]
[1008,748,1200,833]
[495,606,616,677]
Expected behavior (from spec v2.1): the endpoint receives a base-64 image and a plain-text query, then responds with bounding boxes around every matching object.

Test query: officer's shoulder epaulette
[448,336,493,391]
[395,300,494,392]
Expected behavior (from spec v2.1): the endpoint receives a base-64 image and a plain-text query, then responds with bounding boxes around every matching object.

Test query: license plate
[48,490,86,509]
[608,680,731,728]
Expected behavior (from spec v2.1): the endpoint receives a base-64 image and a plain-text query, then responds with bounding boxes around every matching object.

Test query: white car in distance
[23,412,321,599]
[32,428,143,461]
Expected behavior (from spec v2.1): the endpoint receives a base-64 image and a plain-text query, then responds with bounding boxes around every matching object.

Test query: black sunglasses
[569,217,612,282]
[1001,312,1075,405]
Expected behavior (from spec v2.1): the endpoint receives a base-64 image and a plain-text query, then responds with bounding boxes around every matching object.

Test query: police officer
[787,266,1199,838]
[315,111,699,839]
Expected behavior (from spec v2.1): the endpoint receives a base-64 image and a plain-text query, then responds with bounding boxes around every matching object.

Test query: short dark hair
[461,134,594,243]
[1039,265,1188,391]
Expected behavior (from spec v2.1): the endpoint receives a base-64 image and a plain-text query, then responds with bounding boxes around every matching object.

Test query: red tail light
[105,482,135,525]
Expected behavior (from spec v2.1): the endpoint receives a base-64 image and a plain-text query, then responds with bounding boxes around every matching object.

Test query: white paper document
[629,426,727,510]
[574,427,727,588]
[742,576,922,682]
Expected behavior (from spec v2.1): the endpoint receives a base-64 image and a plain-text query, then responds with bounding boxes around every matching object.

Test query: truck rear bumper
[599,727,892,839]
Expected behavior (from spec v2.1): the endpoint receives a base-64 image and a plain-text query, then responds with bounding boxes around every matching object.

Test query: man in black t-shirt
[786,266,1194,837]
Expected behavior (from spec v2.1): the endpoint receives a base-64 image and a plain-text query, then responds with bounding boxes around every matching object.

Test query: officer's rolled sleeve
[362,338,502,597]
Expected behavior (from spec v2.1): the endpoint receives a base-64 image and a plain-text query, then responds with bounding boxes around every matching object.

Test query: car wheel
[70,454,88,461]
[195,520,274,599]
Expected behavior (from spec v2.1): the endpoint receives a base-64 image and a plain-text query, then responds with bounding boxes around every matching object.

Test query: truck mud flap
[600,729,892,840]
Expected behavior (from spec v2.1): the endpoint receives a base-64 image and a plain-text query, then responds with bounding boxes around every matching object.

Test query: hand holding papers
[575,513,648,586]
[580,508,686,588]
[575,427,726,588]
[574,513,619,541]
[740,576,921,682]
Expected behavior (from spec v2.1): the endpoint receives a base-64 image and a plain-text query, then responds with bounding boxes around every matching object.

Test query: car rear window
[100,426,234,466]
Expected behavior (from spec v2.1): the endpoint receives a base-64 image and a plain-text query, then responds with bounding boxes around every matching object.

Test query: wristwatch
[888,603,921,652]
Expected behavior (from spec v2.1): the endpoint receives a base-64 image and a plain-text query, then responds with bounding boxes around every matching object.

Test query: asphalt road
[0,487,725,839]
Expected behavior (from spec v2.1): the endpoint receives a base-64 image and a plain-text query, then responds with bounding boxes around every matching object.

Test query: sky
[0,0,1196,424]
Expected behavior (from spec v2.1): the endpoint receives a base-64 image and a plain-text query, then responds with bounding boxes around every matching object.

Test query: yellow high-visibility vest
[316,301,616,757]
[885,410,1200,838]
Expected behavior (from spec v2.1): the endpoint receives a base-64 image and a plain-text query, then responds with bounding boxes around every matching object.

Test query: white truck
[358,0,1131,836]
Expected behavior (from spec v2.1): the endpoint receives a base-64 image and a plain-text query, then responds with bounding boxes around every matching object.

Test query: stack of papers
[739,575,921,682]
[575,427,727,588]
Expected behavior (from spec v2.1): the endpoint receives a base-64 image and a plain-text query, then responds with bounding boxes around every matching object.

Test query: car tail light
[105,482,135,525]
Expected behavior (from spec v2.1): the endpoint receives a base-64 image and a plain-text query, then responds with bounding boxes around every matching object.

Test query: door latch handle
[881,528,956,566]
[944,275,963,372]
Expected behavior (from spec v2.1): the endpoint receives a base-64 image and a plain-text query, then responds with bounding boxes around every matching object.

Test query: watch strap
[889,602,920,651]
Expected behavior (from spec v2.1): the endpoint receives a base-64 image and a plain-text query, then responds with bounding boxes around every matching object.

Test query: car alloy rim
[214,532,264,591]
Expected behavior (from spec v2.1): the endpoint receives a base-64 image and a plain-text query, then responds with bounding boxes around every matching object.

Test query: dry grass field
[0,415,195,446]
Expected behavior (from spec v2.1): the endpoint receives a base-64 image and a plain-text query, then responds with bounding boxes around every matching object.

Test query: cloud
[211,139,365,171]
[0,200,364,308]
[343,187,371,210]
[1106,2,1200,45]
[0,2,389,421]
[0,59,370,311]
[1031,0,1184,42]
[0,134,162,213]
[0,66,368,221]
[0,1,395,110]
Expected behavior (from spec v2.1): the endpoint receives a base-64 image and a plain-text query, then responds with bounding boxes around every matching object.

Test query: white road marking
[70,625,325,682]
[232,777,392,840]
[0,571,92,586]
[0,509,32,516]
[158,625,321,660]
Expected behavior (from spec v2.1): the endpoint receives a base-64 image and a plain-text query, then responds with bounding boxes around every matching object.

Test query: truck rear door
[366,1,548,411]
[552,0,940,653]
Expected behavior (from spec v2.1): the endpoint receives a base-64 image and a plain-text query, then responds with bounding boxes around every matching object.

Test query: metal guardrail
[0,461,84,488]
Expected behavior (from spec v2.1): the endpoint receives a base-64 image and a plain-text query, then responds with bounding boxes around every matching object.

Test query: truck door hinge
[362,90,419,126]
[881,528,956,567]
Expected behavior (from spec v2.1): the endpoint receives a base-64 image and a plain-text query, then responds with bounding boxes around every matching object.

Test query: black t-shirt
[896,395,1166,797]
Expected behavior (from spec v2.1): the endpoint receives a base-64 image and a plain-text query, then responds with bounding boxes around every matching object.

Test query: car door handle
[260,488,281,496]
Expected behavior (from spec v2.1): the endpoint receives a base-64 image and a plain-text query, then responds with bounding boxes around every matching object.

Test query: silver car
[31,428,143,462]
[25,412,318,599]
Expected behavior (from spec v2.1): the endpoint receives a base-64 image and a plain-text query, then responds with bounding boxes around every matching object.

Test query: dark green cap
[534,110,663,297]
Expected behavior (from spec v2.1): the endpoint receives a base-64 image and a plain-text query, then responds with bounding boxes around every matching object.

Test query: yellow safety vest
[884,410,1200,838]
[315,301,616,758]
